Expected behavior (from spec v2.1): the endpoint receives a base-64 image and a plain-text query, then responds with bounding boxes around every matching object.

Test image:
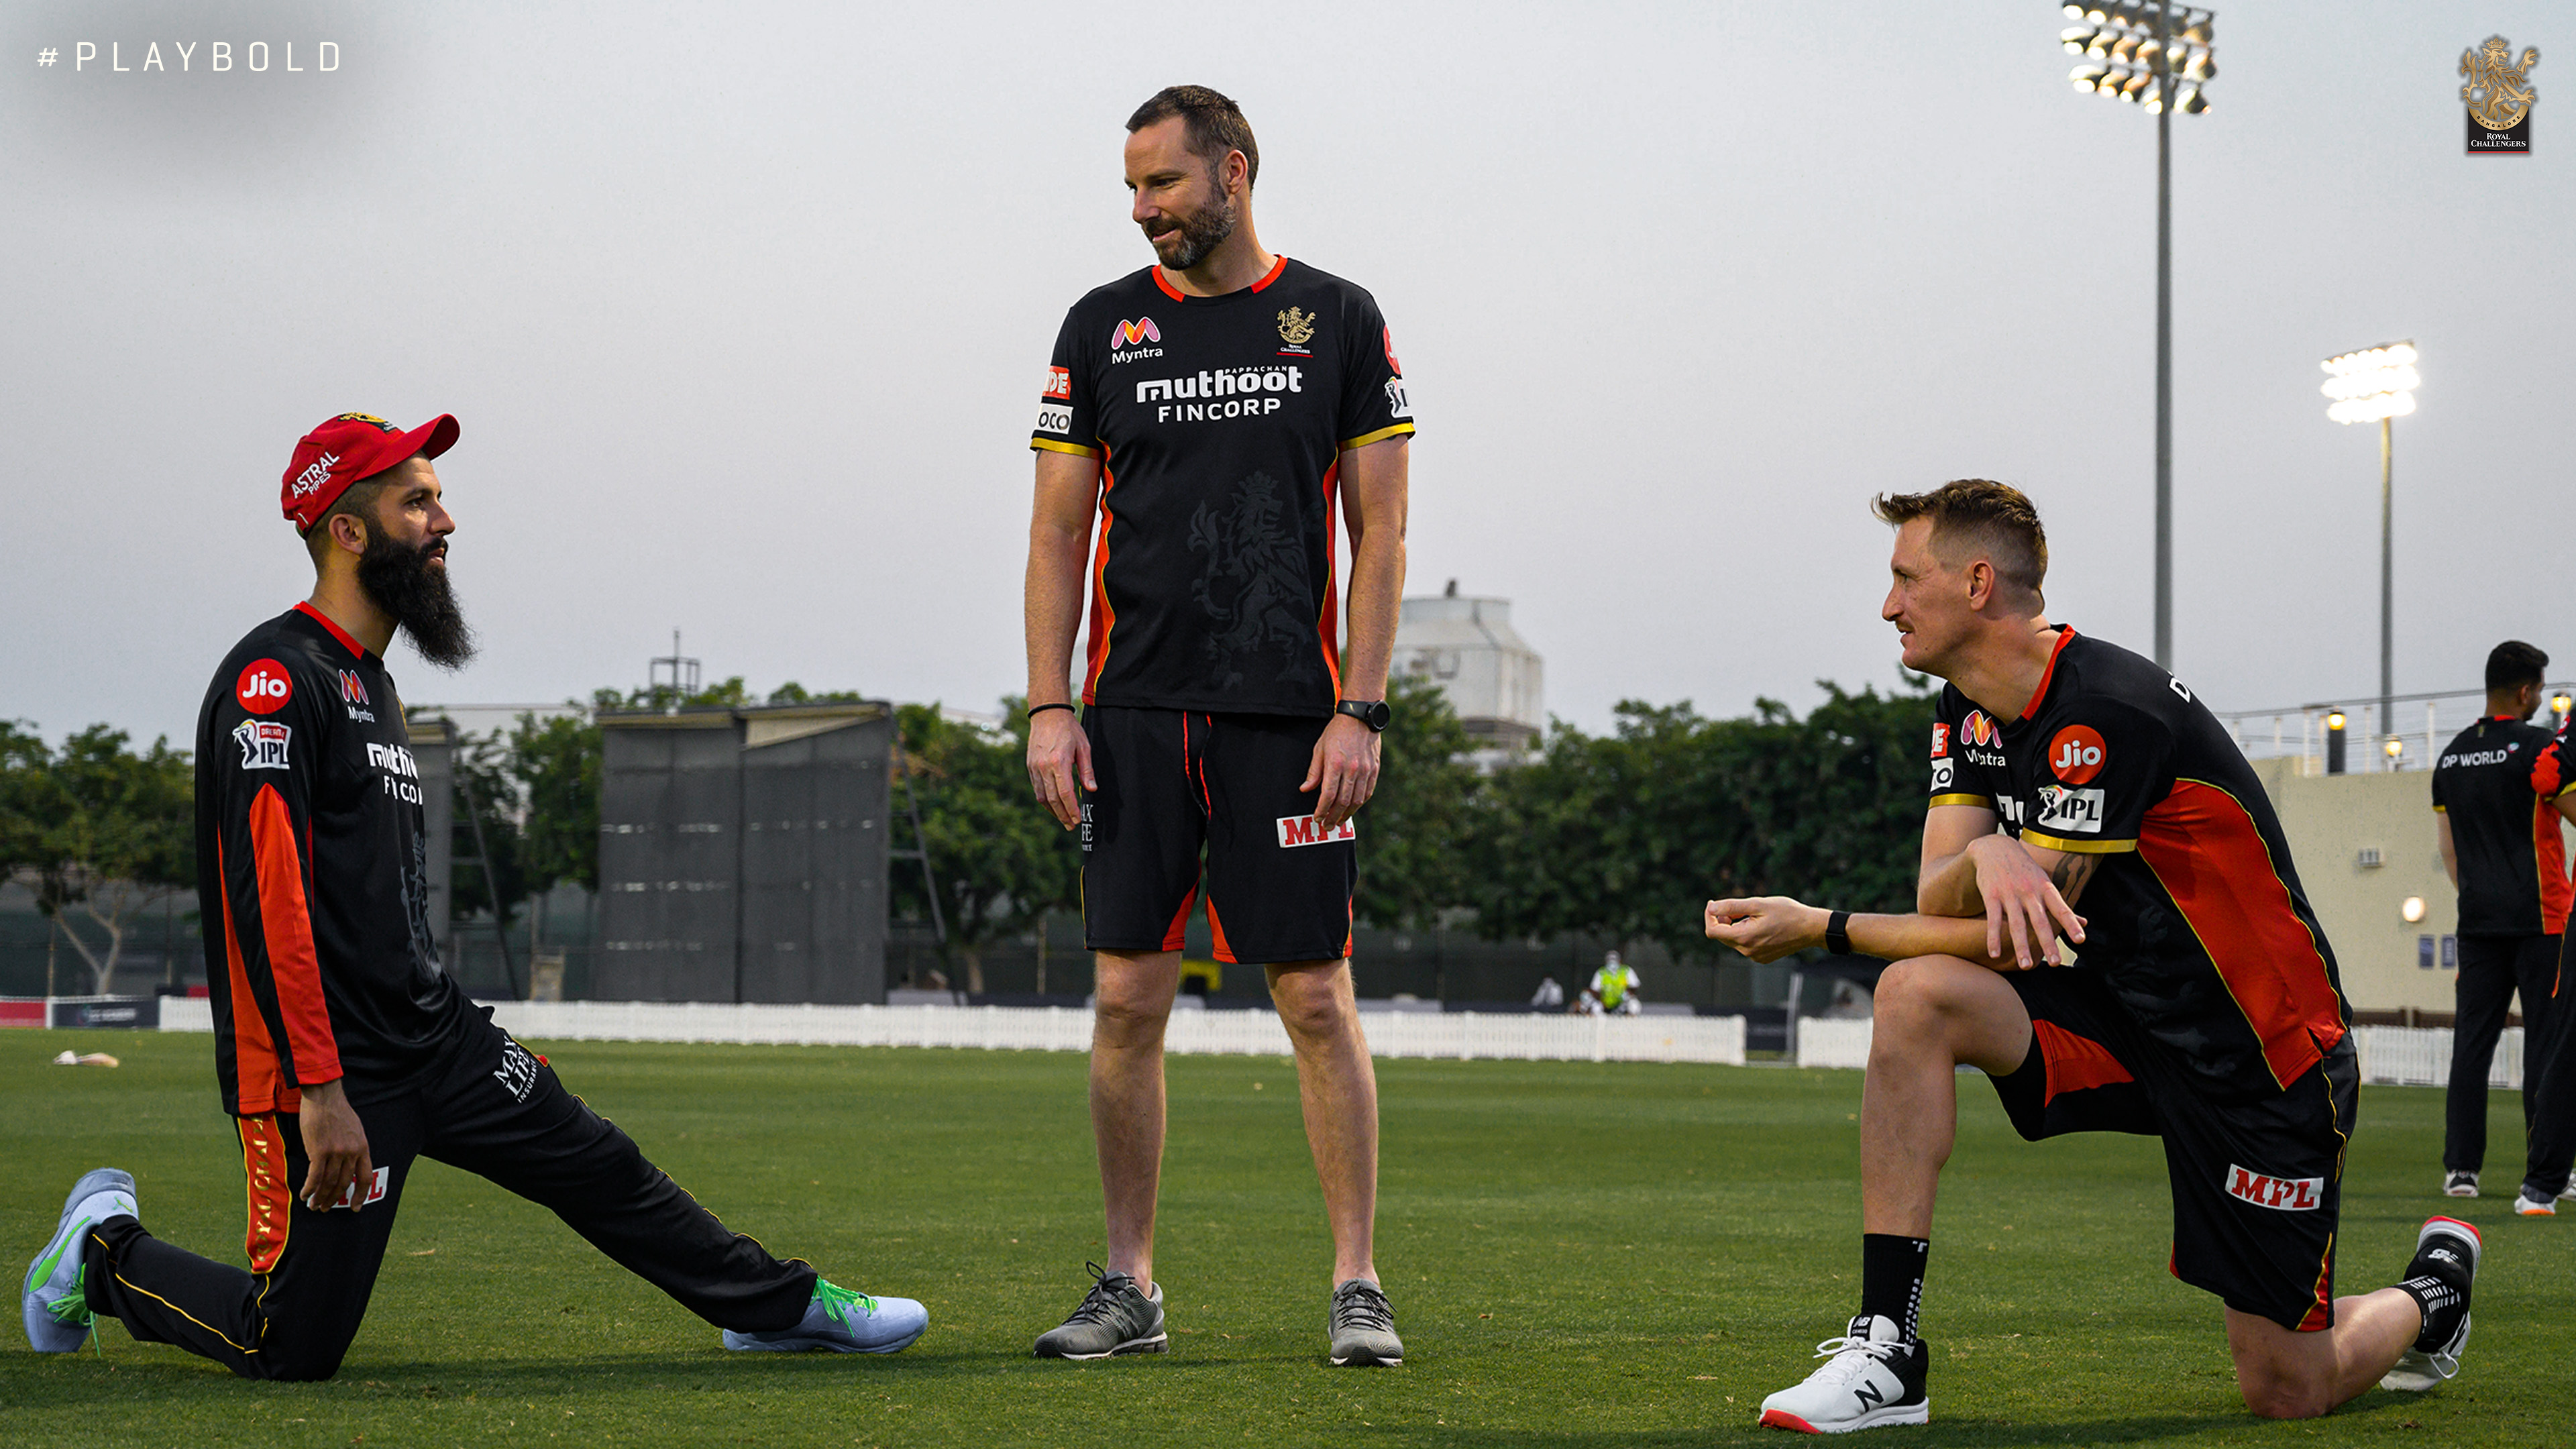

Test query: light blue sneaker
[22,1169,137,1353]
[722,1279,926,1355]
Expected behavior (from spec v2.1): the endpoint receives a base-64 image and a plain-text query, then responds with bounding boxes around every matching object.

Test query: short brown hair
[1126,85,1259,188]
[1872,479,2048,608]
[303,474,392,564]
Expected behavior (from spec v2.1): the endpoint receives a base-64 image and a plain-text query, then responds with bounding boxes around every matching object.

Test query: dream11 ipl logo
[2462,35,2538,154]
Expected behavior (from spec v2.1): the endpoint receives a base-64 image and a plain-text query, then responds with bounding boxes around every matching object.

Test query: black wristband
[1825,910,1852,956]
[1027,702,1075,719]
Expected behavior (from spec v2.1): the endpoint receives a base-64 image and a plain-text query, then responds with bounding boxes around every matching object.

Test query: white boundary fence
[1796,1018,2522,1089]
[146,998,2517,1083]
[154,996,1747,1065]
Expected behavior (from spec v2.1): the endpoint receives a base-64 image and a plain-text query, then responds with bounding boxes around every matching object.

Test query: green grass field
[1,1030,2562,1447]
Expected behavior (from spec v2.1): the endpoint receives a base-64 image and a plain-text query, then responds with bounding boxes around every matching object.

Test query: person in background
[1583,951,1642,1016]
[2429,640,2576,1212]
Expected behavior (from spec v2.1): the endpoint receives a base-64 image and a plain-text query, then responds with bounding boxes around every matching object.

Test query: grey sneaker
[2443,1171,2479,1198]
[1328,1279,1403,1366]
[1032,1263,1166,1360]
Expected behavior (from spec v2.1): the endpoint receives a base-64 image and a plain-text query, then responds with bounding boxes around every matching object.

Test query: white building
[1393,583,1544,754]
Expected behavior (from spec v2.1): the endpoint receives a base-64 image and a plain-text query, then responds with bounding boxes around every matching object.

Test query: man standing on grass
[20,412,924,1379]
[1705,480,2480,1430]
[2428,640,2576,1213]
[1022,85,1413,1365]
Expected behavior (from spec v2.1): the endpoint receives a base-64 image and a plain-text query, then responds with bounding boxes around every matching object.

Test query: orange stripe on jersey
[2138,779,2347,1090]
[237,1116,293,1274]
[248,783,342,1090]
[2534,746,2571,935]
[1083,453,1118,702]
[2032,1020,2135,1104]
[1313,458,1342,699]
[2021,627,2078,720]
[1249,254,1289,292]
[1152,268,1186,302]
[215,834,284,1115]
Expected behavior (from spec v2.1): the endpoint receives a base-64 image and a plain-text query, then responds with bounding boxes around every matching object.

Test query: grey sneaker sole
[1039,1331,1168,1361]
[1330,1346,1402,1367]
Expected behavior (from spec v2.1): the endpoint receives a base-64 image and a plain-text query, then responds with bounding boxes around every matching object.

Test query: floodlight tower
[2321,341,2420,761]
[2057,1,2216,672]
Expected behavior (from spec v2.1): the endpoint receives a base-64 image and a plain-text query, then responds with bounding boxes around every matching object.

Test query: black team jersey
[1030,256,1414,716]
[2431,716,2573,936]
[1927,627,2350,1102]
[194,604,475,1117]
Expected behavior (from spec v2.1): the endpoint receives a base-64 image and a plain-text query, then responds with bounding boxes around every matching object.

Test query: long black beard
[358,533,476,669]
[1150,187,1238,272]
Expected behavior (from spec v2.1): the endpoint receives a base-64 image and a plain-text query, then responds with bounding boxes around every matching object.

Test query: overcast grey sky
[3,1,2567,749]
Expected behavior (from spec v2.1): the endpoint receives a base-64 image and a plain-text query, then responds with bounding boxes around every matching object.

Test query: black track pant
[81,1016,816,1381]
[2524,932,2576,1199]
[2443,932,2562,1175]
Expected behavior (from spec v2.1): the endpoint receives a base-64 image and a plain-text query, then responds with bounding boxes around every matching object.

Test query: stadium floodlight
[2324,339,2419,767]
[2052,1,2217,673]
[2401,896,2427,924]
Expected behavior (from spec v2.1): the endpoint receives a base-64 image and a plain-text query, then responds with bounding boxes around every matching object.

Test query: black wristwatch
[1336,698,1392,732]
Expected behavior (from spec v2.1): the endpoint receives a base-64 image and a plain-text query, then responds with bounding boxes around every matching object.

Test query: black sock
[2396,1236,2473,1349]
[1860,1234,1929,1340]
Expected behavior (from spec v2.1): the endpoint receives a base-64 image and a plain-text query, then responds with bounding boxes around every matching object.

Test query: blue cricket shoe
[722,1279,926,1354]
[23,1169,137,1353]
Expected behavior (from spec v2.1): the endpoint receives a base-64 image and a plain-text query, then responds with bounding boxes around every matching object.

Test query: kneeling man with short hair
[1708,480,2477,1430]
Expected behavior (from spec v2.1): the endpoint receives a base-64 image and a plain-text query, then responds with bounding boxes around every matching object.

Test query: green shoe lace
[812,1279,879,1328]
[45,1265,100,1355]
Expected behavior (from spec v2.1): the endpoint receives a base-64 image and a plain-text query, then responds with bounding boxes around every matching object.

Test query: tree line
[0,675,1934,991]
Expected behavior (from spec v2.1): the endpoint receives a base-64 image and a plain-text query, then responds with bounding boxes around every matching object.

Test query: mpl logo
[329,1165,390,1211]
[337,669,368,706]
[236,659,293,714]
[1960,710,1999,747]
[2049,724,2106,784]
[2224,1164,2324,1212]
[1276,814,1357,849]
[1042,366,1072,400]
[289,452,339,499]
[232,719,292,770]
[1929,722,1950,759]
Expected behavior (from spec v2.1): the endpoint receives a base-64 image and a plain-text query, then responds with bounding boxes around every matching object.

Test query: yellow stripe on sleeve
[1339,423,1415,451]
[2021,830,2139,855]
[1927,793,1994,809]
[1031,439,1102,458]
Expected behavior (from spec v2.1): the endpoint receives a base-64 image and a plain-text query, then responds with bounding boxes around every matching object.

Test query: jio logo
[2048,724,2106,785]
[236,659,293,715]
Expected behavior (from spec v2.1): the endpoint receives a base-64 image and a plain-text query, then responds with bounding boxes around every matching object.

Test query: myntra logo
[1961,711,1999,747]
[2224,1165,2324,1212]
[1110,317,1160,348]
[338,669,368,706]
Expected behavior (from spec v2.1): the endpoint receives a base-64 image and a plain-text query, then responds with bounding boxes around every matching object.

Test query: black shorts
[1987,969,2356,1333]
[1080,706,1355,965]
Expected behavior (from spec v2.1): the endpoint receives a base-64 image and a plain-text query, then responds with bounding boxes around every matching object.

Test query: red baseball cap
[280,412,460,532]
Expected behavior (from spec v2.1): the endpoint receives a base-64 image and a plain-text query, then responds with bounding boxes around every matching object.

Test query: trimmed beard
[357,532,476,670]
[1148,185,1238,272]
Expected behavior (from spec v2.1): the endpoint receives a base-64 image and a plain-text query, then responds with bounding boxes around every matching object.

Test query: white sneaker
[2442,1171,2479,1198]
[1758,1314,1929,1433]
[2514,1191,2556,1217]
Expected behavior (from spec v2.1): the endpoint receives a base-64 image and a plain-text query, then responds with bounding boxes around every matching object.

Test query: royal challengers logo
[1277,307,1318,347]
